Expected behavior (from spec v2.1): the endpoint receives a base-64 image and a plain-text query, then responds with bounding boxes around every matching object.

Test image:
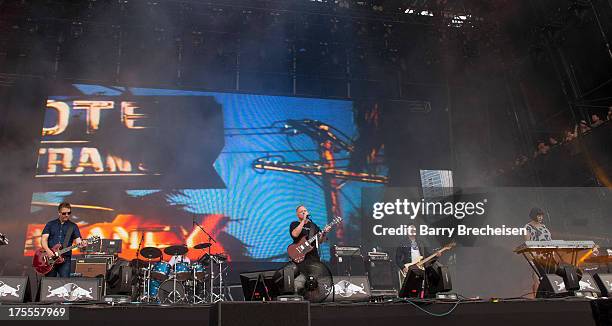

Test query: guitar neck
[57,243,80,255]
[307,223,335,244]
[421,251,441,265]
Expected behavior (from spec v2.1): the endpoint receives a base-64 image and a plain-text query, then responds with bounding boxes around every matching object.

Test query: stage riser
[0,300,605,326]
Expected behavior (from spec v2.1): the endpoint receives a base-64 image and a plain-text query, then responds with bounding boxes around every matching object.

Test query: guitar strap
[62,223,75,249]
[309,222,318,249]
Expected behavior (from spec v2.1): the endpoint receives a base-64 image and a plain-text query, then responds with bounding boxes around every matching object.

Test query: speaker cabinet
[594,273,612,297]
[367,259,395,291]
[324,275,371,302]
[537,274,568,298]
[0,276,31,303]
[579,273,601,296]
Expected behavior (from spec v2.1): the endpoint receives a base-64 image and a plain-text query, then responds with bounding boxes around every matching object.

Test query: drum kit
[137,243,228,304]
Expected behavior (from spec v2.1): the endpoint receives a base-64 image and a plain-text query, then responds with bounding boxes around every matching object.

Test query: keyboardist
[524,207,552,296]
[524,207,551,242]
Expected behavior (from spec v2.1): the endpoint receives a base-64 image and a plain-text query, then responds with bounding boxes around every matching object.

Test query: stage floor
[1,298,610,326]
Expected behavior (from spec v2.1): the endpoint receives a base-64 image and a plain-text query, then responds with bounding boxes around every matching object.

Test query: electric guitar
[32,236,100,275]
[287,216,343,263]
[401,242,456,276]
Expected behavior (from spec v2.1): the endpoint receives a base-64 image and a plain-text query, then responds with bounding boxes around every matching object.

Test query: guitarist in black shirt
[289,205,331,265]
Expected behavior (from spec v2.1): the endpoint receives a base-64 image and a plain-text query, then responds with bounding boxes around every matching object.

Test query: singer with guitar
[289,205,334,266]
[39,202,87,277]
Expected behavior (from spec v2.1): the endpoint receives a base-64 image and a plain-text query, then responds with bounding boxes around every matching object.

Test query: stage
[2,298,610,326]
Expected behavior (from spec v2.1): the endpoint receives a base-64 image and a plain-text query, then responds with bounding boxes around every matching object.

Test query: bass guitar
[401,242,455,276]
[287,216,342,263]
[32,236,100,275]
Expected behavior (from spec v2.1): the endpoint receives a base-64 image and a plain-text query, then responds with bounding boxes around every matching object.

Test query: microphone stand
[192,217,217,256]
[135,233,146,301]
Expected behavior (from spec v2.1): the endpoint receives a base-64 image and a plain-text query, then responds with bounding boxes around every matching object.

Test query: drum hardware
[137,246,162,303]
[158,245,191,304]
[162,267,186,304]
[192,216,229,303]
[206,254,229,303]
[131,214,231,305]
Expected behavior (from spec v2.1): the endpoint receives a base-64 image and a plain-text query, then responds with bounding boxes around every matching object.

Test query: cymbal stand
[191,267,204,304]
[192,218,222,302]
[138,258,154,303]
[209,255,228,303]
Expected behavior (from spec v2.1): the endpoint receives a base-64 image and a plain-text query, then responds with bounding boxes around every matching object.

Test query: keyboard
[515,240,596,253]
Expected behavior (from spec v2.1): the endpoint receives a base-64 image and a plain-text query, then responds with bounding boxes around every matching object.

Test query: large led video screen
[24,84,387,263]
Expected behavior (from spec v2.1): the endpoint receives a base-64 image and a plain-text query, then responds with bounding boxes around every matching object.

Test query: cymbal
[194,243,212,250]
[164,245,188,256]
[140,247,162,259]
[199,253,227,262]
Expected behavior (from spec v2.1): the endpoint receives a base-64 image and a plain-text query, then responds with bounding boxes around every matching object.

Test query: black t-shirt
[289,220,321,262]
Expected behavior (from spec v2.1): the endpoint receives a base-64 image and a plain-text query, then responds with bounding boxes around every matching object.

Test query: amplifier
[367,251,389,261]
[332,246,365,276]
[76,258,109,278]
[333,246,362,257]
[367,258,396,291]
[84,254,115,265]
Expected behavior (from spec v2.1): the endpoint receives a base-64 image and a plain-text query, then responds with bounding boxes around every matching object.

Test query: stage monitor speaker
[240,270,279,301]
[273,262,297,295]
[39,277,103,302]
[579,273,601,297]
[537,274,568,298]
[324,275,371,302]
[594,273,612,297]
[399,263,452,298]
[107,265,133,294]
[212,301,309,326]
[556,265,580,291]
[427,263,453,294]
[0,276,31,303]
[399,268,424,298]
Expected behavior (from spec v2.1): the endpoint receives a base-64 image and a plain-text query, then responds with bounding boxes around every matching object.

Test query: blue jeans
[46,257,71,278]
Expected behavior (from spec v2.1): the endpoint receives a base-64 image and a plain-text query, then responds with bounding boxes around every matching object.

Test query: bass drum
[156,279,186,304]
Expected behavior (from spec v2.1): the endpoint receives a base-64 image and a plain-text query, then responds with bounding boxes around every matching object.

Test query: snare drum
[174,262,191,281]
[151,261,171,281]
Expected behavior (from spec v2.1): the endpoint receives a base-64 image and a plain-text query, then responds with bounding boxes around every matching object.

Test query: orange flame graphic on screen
[24,214,229,261]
